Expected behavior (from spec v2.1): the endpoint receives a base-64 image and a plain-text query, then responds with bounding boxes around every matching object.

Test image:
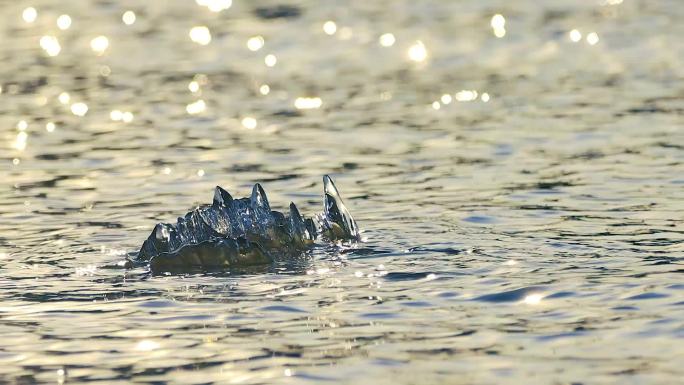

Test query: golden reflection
[408,41,427,62]
[189,26,211,45]
[586,32,599,45]
[57,14,71,30]
[196,0,232,12]
[264,54,277,67]
[259,84,270,95]
[241,117,257,129]
[247,36,264,51]
[323,21,337,35]
[122,11,136,25]
[491,14,506,37]
[22,7,37,23]
[186,99,206,114]
[58,92,70,104]
[294,97,322,110]
[70,102,88,116]
[569,29,582,42]
[40,35,61,57]
[90,36,109,55]
[46,122,56,132]
[379,33,395,47]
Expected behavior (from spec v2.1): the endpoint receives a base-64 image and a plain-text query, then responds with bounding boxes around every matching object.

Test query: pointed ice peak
[289,202,303,222]
[322,175,360,240]
[213,186,233,207]
[323,174,339,199]
[154,223,171,241]
[251,183,270,211]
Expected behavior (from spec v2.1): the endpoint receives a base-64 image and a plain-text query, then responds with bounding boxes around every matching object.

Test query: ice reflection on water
[1,0,683,384]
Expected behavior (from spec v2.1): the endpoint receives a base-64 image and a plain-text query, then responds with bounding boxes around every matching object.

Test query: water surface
[1,0,683,384]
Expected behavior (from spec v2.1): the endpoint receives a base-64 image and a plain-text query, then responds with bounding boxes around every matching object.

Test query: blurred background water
[1,0,683,383]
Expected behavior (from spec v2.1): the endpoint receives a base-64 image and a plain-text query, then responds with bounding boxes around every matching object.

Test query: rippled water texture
[1,0,683,383]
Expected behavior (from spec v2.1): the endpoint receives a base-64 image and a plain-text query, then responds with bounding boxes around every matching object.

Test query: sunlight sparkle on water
[40,35,61,57]
[432,101,440,110]
[122,11,136,25]
[455,90,478,102]
[569,29,582,42]
[408,41,427,62]
[188,81,200,93]
[58,92,70,104]
[241,117,257,129]
[13,132,28,151]
[491,14,506,38]
[17,121,28,131]
[46,122,56,132]
[323,21,337,35]
[523,294,544,305]
[196,0,232,12]
[22,7,37,23]
[294,97,322,110]
[57,15,71,30]
[190,26,212,45]
[441,94,452,104]
[587,32,599,45]
[264,54,277,67]
[481,92,490,102]
[186,100,206,114]
[135,340,160,351]
[109,110,133,123]
[247,36,264,51]
[90,36,109,55]
[379,33,395,47]
[259,84,270,95]
[70,102,88,116]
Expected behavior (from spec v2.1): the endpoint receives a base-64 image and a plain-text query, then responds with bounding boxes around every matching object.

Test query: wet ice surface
[1,0,684,383]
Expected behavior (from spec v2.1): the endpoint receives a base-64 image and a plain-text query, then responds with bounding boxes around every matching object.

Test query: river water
[1,0,683,384]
